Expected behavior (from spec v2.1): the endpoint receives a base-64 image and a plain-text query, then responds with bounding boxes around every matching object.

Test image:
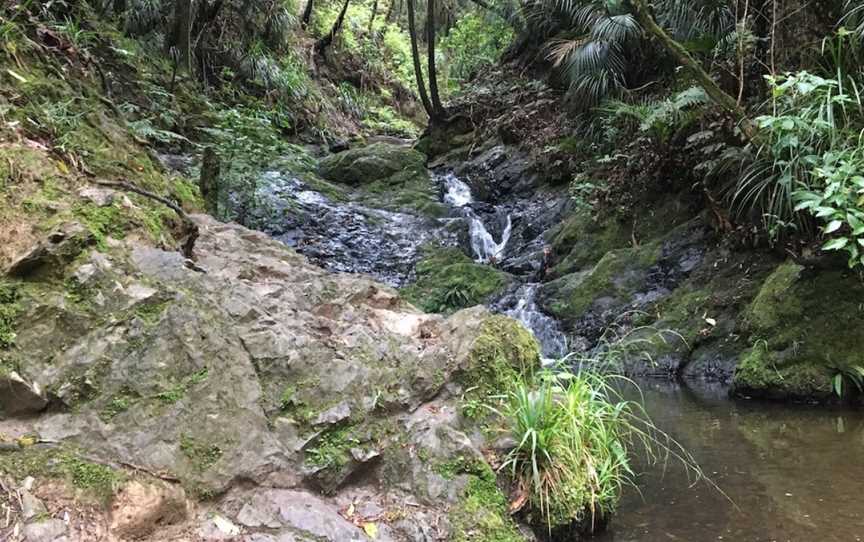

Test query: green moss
[542,242,661,323]
[180,435,223,472]
[134,299,170,326]
[74,203,127,250]
[305,426,360,470]
[0,281,21,349]
[0,447,122,504]
[99,387,138,422]
[462,315,540,397]
[434,454,488,480]
[733,262,864,398]
[62,455,121,501]
[450,469,523,542]
[401,247,508,313]
[155,367,208,404]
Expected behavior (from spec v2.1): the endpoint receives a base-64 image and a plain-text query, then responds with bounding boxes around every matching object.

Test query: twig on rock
[93,180,199,259]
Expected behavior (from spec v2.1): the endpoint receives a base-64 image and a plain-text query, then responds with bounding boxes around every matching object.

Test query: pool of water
[597,381,864,542]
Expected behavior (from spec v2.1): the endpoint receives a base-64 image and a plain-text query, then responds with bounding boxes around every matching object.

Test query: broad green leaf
[824,220,843,234]
[822,238,849,251]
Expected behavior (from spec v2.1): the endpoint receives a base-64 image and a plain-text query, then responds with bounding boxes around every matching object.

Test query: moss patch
[0,281,21,349]
[462,315,540,398]
[0,447,122,504]
[540,242,661,324]
[180,435,223,472]
[733,261,864,399]
[401,247,508,313]
[449,465,523,542]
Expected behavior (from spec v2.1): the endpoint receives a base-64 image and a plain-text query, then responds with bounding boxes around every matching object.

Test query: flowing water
[598,381,864,541]
[250,161,864,541]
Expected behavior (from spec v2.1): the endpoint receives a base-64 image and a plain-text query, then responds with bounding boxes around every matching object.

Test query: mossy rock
[318,143,427,186]
[401,247,509,313]
[733,261,864,399]
[461,315,540,396]
[539,242,662,325]
[547,196,694,278]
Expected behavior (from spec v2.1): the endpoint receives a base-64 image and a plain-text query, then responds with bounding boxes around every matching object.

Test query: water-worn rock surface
[1,211,540,541]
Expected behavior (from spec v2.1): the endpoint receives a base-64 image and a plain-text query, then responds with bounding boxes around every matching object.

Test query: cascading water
[497,283,568,361]
[439,173,512,264]
[440,173,565,360]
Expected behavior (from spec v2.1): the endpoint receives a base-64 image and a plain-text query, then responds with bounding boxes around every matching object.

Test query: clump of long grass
[495,363,703,535]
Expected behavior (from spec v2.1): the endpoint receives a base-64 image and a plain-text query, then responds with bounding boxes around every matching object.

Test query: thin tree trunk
[316,0,351,53]
[385,0,395,22]
[166,0,194,73]
[631,0,755,138]
[368,0,379,33]
[426,0,446,118]
[407,0,436,119]
[302,0,314,29]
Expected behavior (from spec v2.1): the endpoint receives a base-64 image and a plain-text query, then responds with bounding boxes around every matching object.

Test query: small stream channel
[250,159,864,541]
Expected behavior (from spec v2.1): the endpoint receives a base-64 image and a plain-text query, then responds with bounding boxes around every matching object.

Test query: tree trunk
[407,0,436,120]
[315,0,351,54]
[301,0,314,29]
[166,0,194,74]
[426,0,446,118]
[368,0,379,33]
[199,146,221,216]
[631,0,755,138]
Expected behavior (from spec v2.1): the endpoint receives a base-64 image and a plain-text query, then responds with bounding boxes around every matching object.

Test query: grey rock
[6,223,94,278]
[0,372,48,416]
[20,490,47,521]
[22,518,67,542]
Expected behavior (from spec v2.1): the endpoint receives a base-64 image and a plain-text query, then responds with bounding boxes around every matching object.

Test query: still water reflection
[597,381,864,542]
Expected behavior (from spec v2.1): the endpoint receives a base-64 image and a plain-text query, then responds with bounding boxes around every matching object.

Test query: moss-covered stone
[318,143,427,186]
[547,196,693,278]
[461,315,540,396]
[733,261,864,399]
[540,242,661,324]
[449,466,523,542]
[401,247,509,313]
[0,280,21,349]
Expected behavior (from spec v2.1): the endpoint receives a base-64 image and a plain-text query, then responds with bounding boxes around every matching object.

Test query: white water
[470,215,512,264]
[501,283,568,361]
[441,173,473,207]
[440,173,511,263]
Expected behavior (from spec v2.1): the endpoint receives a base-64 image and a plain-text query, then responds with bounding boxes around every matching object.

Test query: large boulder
[733,262,864,400]
[318,143,445,217]
[1,214,540,541]
[318,142,427,187]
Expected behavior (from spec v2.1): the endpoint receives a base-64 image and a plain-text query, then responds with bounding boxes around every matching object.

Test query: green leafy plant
[495,367,702,533]
[727,69,864,243]
[831,365,864,398]
[598,86,709,144]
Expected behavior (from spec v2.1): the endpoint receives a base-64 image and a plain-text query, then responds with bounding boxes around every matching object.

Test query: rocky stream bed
[3,136,864,542]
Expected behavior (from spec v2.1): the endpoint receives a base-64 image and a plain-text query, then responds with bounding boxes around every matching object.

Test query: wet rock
[109,480,188,539]
[0,372,48,416]
[733,261,864,400]
[318,143,427,187]
[5,223,94,278]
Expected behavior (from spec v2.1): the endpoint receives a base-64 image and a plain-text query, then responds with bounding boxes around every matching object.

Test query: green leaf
[824,220,843,234]
[822,238,849,251]
[815,206,838,218]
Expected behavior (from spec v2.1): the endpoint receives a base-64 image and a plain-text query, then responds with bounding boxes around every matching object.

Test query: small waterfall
[440,173,511,263]
[441,173,473,207]
[470,215,512,264]
[500,283,568,361]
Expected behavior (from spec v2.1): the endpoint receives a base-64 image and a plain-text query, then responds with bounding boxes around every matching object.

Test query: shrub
[496,367,701,534]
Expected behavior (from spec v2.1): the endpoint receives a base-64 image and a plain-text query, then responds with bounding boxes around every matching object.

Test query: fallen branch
[94,180,199,259]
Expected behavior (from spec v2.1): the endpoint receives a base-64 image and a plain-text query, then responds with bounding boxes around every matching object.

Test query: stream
[250,160,864,540]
